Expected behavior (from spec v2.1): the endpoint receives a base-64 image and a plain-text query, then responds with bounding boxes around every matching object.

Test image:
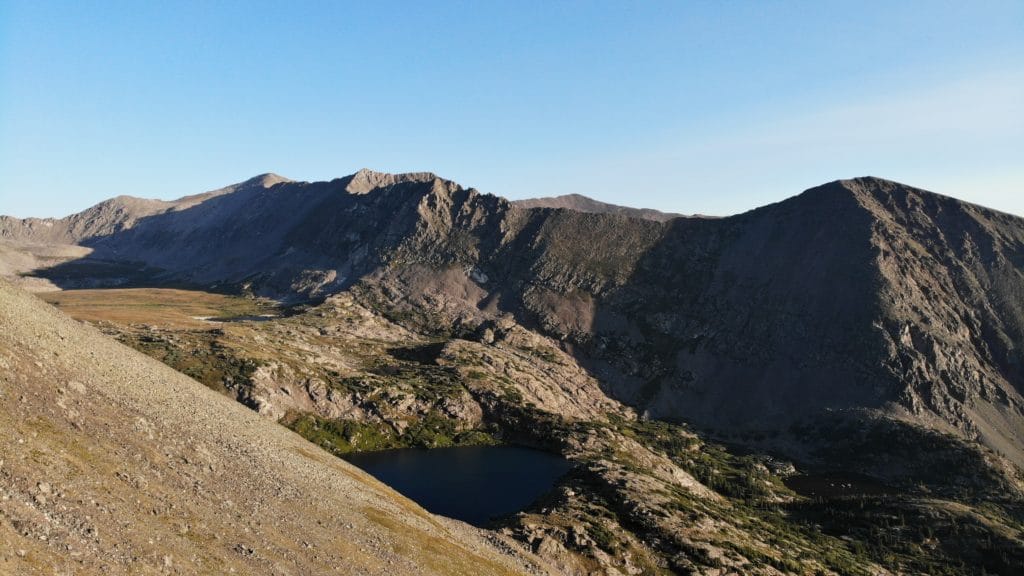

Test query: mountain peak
[244,173,292,188]
[345,168,441,195]
[788,176,930,213]
[797,176,900,197]
[513,193,681,222]
[799,176,1021,220]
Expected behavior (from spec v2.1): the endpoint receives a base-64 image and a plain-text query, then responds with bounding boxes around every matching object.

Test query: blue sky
[1,1,1021,218]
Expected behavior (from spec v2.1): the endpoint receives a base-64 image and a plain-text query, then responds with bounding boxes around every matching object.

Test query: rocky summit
[3,170,1024,574]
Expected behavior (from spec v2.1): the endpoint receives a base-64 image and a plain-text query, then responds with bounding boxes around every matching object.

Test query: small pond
[344,445,573,526]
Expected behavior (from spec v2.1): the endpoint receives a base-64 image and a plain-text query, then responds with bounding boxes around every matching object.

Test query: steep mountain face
[513,194,683,222]
[0,278,547,575]
[5,171,1024,469]
[9,170,463,297]
[516,179,1024,466]
[859,180,1024,460]
[359,174,1024,468]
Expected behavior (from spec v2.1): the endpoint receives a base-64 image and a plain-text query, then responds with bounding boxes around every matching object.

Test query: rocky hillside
[0,278,548,575]
[5,171,1024,470]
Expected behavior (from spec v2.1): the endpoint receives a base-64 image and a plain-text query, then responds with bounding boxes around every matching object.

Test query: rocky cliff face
[5,171,1024,468]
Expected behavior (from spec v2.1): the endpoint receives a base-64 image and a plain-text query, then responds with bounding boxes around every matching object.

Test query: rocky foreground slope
[0,278,548,575]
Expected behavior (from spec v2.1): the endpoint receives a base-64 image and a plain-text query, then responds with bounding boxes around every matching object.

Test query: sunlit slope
[0,278,545,575]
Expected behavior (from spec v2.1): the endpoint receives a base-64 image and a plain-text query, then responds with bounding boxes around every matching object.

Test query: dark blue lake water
[344,445,573,526]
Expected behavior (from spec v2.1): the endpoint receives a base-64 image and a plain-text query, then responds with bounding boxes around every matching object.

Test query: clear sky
[1,1,1022,218]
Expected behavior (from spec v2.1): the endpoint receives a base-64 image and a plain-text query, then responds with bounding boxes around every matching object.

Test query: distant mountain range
[4,169,1024,473]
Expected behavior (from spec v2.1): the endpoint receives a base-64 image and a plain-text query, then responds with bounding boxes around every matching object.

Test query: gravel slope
[0,278,551,575]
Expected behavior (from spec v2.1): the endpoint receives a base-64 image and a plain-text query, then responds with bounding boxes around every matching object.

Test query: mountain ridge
[512,193,684,222]
[4,171,1024,470]
[6,170,1024,573]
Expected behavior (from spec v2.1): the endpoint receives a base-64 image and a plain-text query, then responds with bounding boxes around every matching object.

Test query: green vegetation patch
[284,412,497,456]
[117,331,260,395]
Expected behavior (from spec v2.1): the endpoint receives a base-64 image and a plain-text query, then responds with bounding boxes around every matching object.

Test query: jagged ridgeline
[5,170,1024,467]
[4,170,1024,574]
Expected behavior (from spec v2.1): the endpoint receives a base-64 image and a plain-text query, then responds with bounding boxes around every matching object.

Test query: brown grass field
[38,288,277,329]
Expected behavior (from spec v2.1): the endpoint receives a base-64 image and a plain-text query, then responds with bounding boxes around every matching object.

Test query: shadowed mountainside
[5,171,1024,471]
